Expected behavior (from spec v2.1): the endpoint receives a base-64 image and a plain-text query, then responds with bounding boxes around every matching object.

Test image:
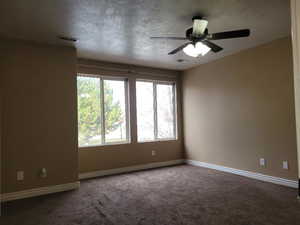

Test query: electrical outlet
[259,158,266,167]
[17,171,24,181]
[283,161,289,170]
[40,168,47,178]
[152,150,156,156]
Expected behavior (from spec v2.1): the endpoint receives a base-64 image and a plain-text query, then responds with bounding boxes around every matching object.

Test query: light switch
[152,150,156,156]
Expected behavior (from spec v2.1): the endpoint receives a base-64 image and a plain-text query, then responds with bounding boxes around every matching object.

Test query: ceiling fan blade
[150,37,188,40]
[201,40,223,53]
[208,29,250,40]
[168,42,191,55]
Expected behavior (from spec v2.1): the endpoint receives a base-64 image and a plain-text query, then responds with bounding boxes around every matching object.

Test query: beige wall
[291,0,300,179]
[1,40,78,193]
[183,37,298,180]
[78,60,184,173]
[0,47,3,195]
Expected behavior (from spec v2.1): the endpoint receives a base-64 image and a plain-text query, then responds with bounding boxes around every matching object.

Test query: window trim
[77,73,131,148]
[136,79,178,143]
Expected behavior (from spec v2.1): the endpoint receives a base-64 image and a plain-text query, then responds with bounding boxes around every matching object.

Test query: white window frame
[136,79,177,142]
[78,73,130,147]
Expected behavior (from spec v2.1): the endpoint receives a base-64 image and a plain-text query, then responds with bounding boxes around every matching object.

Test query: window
[77,74,129,147]
[136,80,177,142]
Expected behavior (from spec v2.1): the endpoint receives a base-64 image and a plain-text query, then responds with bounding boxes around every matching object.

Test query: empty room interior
[1,0,300,224]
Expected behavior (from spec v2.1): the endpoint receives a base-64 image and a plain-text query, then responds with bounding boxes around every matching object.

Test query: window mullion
[100,78,106,144]
[153,82,158,140]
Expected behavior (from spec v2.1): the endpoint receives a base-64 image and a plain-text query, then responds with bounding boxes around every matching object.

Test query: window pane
[136,81,154,141]
[77,76,102,147]
[104,80,127,143]
[157,84,175,139]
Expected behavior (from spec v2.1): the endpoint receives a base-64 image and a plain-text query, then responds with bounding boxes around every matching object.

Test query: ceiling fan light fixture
[183,43,199,57]
[151,15,250,56]
[195,42,211,56]
[183,42,211,57]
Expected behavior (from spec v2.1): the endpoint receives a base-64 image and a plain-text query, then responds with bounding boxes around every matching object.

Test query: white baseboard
[4,159,294,202]
[186,160,298,189]
[79,159,185,180]
[1,181,80,202]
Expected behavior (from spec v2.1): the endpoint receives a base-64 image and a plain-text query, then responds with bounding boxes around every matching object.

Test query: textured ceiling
[0,0,291,70]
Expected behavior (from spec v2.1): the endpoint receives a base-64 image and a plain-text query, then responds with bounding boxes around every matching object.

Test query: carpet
[1,165,300,225]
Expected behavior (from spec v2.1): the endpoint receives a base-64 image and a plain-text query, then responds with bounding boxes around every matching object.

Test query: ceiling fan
[151,16,250,57]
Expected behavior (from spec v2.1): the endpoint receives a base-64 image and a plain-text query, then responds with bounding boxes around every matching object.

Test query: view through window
[136,80,176,142]
[77,75,129,147]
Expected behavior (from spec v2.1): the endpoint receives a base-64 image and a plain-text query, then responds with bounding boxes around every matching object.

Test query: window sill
[137,138,178,144]
[78,141,131,149]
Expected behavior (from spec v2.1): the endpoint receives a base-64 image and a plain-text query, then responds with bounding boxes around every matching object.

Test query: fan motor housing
[186,28,208,42]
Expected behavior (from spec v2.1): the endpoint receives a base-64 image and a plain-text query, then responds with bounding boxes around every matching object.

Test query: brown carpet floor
[1,165,300,225]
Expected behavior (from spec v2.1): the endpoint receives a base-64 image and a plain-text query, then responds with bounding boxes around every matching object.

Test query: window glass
[104,80,127,143]
[77,76,102,147]
[136,80,177,142]
[136,81,155,142]
[77,75,129,147]
[157,84,175,139]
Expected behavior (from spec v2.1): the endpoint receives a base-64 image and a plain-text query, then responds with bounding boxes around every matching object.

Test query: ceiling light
[183,44,199,57]
[183,42,211,57]
[195,42,211,56]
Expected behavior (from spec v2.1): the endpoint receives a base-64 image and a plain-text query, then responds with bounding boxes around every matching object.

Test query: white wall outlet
[152,150,156,156]
[259,158,266,167]
[283,161,289,170]
[17,171,24,181]
[40,168,47,178]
